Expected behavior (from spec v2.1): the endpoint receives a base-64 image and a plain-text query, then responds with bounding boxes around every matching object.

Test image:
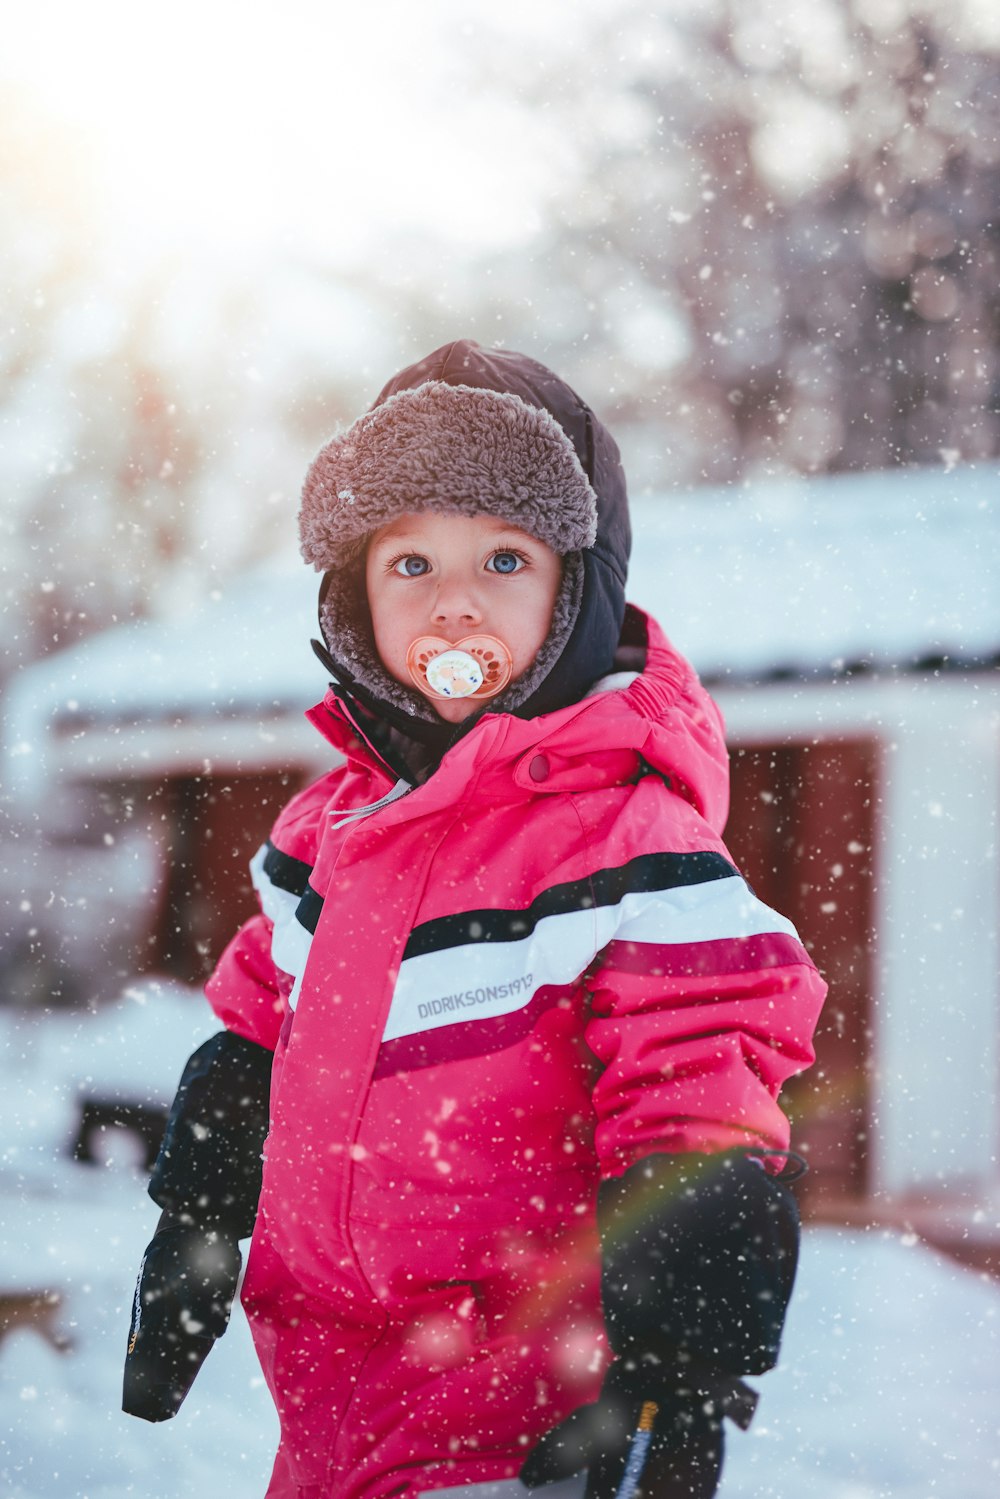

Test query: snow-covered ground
[2,990,998,1498]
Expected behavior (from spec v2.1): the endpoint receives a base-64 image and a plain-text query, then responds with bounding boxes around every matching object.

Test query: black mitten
[122,1029,272,1422]
[521,1150,801,1498]
[147,1028,273,1237]
[123,1212,242,1422]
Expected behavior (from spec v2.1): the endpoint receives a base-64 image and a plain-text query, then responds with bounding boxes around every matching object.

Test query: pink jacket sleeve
[584,920,827,1176]
[205,912,293,1052]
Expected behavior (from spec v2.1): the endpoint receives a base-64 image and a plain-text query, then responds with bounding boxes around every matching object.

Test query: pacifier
[406,635,514,701]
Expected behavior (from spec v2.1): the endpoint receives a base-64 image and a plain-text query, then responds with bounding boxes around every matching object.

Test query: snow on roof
[627,461,1000,681]
[2,562,323,799]
[4,462,997,798]
[9,563,322,730]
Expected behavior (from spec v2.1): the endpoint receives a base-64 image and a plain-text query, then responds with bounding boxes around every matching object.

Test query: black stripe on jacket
[262,842,313,898]
[402,850,738,961]
[260,842,324,936]
[262,842,739,952]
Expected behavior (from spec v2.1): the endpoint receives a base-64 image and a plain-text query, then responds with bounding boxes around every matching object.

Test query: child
[123,340,827,1498]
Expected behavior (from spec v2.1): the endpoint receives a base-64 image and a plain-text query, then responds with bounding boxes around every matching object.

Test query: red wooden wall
[144,770,309,984]
[725,738,877,1202]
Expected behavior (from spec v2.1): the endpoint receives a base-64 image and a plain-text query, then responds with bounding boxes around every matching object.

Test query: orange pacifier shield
[406,635,514,701]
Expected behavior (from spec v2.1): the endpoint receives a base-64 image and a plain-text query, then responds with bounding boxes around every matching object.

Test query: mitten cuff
[598,1150,801,1376]
[149,1030,272,1237]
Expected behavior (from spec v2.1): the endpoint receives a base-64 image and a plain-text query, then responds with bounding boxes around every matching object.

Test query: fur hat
[299,381,598,570]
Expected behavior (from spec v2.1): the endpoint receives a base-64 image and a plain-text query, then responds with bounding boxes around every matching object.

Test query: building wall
[141,769,312,985]
[725,740,877,1202]
[719,672,1000,1206]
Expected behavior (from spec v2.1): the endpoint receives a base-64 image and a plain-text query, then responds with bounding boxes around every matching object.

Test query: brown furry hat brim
[299,380,599,571]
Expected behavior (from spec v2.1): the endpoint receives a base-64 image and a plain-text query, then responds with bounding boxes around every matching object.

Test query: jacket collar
[304,607,730,835]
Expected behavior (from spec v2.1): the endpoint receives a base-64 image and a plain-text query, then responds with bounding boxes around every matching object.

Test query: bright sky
[0,0,585,273]
[5,0,997,281]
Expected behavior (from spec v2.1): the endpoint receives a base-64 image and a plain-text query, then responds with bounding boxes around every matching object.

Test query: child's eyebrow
[370,529,425,550]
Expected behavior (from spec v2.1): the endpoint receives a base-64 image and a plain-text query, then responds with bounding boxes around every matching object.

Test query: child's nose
[431,577,483,633]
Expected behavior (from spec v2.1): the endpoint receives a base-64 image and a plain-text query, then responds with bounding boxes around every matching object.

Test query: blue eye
[393,555,430,577]
[488,551,524,575]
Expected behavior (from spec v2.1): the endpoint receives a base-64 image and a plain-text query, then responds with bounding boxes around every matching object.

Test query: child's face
[365,512,563,723]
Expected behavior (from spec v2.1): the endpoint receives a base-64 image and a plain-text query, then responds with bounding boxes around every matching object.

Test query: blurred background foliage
[1,0,998,686]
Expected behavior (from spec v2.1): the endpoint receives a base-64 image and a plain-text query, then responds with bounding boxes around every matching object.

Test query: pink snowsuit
[206,609,827,1498]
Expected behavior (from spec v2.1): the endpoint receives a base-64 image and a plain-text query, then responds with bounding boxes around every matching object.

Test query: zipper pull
[328,778,411,830]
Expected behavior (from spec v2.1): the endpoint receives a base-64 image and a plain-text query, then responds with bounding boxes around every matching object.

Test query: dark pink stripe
[602,931,811,978]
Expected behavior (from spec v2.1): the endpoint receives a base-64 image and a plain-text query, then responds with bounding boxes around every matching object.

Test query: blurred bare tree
[3,1,998,690]
[458,0,1000,486]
